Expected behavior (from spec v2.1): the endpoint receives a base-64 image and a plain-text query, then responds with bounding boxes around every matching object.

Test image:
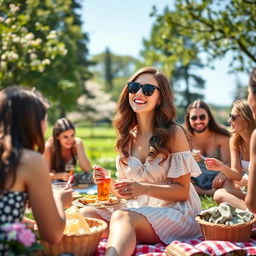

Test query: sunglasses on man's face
[190,114,206,121]
[229,113,240,122]
[127,82,160,96]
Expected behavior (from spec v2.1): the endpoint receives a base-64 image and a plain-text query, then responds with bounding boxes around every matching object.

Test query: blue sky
[81,0,248,106]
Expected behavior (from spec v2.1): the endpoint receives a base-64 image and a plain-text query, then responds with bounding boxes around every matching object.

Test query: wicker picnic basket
[196,215,256,242]
[39,217,107,256]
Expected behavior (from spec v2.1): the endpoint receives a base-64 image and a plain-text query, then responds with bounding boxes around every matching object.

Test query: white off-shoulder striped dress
[96,150,202,244]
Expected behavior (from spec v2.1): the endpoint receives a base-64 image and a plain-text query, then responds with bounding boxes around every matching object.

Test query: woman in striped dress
[81,67,202,256]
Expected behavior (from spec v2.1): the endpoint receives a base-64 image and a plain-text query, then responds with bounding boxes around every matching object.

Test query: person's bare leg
[194,185,215,196]
[80,206,109,238]
[213,185,246,210]
[105,210,161,256]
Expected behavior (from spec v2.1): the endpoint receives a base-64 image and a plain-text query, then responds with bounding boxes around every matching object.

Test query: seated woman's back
[0,86,72,254]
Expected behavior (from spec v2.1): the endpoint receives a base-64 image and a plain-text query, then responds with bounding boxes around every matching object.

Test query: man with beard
[184,100,230,195]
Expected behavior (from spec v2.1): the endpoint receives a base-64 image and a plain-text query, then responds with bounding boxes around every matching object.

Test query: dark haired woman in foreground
[0,86,72,253]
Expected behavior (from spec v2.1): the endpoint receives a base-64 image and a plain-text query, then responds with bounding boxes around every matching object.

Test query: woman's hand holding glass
[114,179,140,200]
[93,165,111,202]
[92,165,109,184]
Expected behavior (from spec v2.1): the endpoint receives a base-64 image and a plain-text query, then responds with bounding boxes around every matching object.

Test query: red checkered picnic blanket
[95,238,165,256]
[95,238,256,256]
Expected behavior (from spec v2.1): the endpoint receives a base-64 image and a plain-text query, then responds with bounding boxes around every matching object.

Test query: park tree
[67,80,116,124]
[0,1,67,86]
[104,47,114,92]
[91,50,138,101]
[151,0,256,72]
[141,7,205,110]
[0,0,91,119]
[233,79,247,101]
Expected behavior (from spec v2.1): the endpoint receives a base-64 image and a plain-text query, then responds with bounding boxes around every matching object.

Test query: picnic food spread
[64,206,91,235]
[72,191,83,199]
[78,195,121,208]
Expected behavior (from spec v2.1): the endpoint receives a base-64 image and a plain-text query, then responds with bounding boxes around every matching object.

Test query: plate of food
[73,195,126,209]
[72,191,83,200]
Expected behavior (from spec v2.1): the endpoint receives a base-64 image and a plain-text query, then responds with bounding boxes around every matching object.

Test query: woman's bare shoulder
[45,138,53,149]
[251,129,256,140]
[169,125,190,152]
[75,137,83,143]
[20,149,47,171]
[250,129,256,154]
[10,150,48,190]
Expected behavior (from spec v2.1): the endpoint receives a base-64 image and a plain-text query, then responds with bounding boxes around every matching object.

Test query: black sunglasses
[190,114,206,121]
[127,82,160,96]
[229,113,240,121]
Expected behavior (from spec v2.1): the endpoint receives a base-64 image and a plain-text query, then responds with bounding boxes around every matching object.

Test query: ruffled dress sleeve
[167,150,201,178]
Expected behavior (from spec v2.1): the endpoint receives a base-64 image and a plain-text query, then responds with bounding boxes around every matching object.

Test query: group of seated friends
[0,67,256,256]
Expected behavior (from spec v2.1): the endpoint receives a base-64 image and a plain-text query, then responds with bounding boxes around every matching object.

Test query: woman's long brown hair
[113,67,178,165]
[231,99,256,151]
[50,118,76,172]
[0,86,48,194]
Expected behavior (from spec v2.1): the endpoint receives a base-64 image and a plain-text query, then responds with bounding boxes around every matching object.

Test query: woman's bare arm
[245,130,256,213]
[75,137,91,171]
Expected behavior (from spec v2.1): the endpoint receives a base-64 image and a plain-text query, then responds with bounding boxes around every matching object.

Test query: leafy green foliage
[0,1,67,86]
[141,6,205,109]
[0,0,91,120]
[91,50,138,101]
[151,0,256,72]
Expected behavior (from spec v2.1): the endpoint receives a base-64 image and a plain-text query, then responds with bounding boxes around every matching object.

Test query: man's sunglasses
[190,114,206,121]
[127,82,160,96]
[229,113,240,121]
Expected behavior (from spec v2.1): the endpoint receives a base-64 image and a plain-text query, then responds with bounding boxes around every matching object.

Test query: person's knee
[110,210,131,224]
[213,188,226,204]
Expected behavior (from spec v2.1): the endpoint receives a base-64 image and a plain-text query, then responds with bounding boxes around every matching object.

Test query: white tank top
[241,159,250,180]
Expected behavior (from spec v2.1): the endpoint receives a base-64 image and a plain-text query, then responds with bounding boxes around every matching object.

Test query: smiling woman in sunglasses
[81,67,202,256]
[184,100,231,196]
[205,99,256,210]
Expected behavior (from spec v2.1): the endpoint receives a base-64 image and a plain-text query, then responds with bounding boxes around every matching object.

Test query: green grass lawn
[45,124,216,209]
[76,126,117,173]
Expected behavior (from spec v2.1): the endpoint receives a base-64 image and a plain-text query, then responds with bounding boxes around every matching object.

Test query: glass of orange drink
[65,164,75,175]
[98,169,111,202]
